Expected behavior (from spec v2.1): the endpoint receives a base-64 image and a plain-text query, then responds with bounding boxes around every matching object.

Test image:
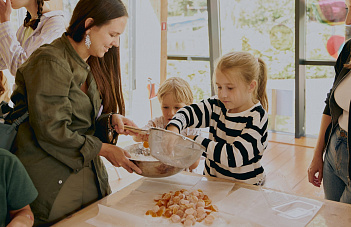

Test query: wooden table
[54,171,351,227]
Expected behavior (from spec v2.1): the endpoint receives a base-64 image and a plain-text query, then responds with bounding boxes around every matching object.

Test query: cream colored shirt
[0,11,66,76]
[334,71,351,131]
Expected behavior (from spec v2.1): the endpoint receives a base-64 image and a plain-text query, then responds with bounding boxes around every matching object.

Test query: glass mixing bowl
[124,143,184,178]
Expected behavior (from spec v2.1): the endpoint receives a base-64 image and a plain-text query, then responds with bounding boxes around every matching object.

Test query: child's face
[10,0,32,9]
[215,69,256,113]
[161,93,186,123]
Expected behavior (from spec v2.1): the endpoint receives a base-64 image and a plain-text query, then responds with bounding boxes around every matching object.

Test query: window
[167,0,209,57]
[220,0,295,133]
[167,60,211,103]
[305,66,334,135]
[167,0,211,104]
[306,0,346,61]
[303,0,347,136]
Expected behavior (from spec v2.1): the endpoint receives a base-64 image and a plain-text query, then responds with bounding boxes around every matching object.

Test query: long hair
[214,51,268,111]
[66,0,128,115]
[23,0,47,30]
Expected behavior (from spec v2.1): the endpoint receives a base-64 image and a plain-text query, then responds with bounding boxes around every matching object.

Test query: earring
[85,34,91,49]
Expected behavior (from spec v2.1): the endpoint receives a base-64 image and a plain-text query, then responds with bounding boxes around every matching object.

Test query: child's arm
[167,97,215,131]
[132,118,159,142]
[8,205,34,227]
[197,106,268,169]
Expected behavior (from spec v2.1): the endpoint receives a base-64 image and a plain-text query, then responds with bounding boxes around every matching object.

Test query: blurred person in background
[0,0,65,76]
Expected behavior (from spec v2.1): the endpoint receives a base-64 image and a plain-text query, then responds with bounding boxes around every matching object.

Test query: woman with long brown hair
[0,0,65,76]
[6,0,141,224]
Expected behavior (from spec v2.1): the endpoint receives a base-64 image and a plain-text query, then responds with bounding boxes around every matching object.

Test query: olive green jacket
[8,34,111,221]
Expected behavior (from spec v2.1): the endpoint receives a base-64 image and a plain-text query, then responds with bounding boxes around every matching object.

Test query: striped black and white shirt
[167,96,268,184]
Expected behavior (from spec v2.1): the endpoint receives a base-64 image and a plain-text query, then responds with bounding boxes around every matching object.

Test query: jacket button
[86,66,90,70]
[58,180,63,184]
[79,82,83,86]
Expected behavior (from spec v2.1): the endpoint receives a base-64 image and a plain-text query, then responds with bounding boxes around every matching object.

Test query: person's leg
[323,159,345,201]
[323,126,346,201]
[336,129,351,204]
[82,165,100,206]
[47,171,84,222]
[47,165,99,223]
[340,184,351,203]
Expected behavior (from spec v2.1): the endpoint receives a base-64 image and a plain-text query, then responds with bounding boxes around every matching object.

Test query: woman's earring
[85,34,91,49]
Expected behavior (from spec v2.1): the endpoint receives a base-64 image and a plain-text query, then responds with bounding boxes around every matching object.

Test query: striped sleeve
[196,105,268,168]
[0,14,66,75]
[168,97,215,131]
[0,21,16,71]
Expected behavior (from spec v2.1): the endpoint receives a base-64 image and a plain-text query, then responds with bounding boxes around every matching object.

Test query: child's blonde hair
[214,51,268,111]
[157,77,193,105]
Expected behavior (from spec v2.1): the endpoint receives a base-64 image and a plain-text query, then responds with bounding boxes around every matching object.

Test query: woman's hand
[189,158,200,172]
[346,0,351,25]
[346,0,351,9]
[0,0,12,23]
[187,135,196,140]
[99,143,142,174]
[307,154,324,187]
[110,114,137,135]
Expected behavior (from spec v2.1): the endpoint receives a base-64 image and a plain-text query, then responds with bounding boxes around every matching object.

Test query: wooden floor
[263,133,323,200]
[104,132,324,200]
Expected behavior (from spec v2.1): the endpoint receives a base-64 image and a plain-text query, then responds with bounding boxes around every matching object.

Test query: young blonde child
[133,77,202,171]
[167,52,268,184]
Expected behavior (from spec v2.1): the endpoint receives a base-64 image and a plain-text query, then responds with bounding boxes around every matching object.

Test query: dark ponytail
[23,0,45,30]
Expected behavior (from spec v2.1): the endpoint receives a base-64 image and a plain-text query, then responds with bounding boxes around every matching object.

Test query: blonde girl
[167,52,268,184]
[133,77,202,171]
